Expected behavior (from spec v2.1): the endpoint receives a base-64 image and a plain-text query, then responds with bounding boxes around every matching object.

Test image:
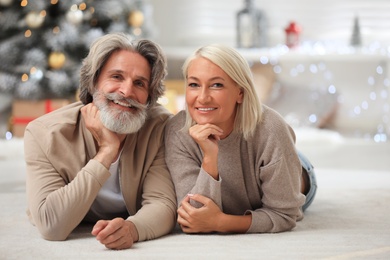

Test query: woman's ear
[237,88,244,104]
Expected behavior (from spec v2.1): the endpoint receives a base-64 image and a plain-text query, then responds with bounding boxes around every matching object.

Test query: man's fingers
[95,219,122,241]
[91,220,109,236]
[93,218,135,250]
[104,239,129,250]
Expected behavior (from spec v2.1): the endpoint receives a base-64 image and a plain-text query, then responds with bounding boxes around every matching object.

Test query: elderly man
[24,33,176,250]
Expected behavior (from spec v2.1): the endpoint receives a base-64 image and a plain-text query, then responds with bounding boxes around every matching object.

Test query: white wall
[147,0,390,138]
[148,0,390,48]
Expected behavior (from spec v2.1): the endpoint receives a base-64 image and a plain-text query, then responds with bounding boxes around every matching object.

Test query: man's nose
[119,82,135,98]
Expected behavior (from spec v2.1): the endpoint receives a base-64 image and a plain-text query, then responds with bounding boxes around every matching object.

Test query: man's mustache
[104,93,148,110]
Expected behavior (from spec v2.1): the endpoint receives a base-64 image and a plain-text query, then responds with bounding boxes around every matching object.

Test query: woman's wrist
[216,213,252,233]
[202,156,218,179]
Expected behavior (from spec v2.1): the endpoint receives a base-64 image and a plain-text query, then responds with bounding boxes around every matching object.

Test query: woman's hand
[189,124,223,179]
[189,123,223,155]
[177,194,224,233]
[178,194,252,234]
[81,103,121,168]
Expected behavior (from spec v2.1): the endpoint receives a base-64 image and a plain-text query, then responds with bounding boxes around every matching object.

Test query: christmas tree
[0,0,149,101]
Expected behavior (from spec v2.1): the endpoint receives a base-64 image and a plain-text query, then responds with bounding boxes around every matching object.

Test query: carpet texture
[1,133,389,260]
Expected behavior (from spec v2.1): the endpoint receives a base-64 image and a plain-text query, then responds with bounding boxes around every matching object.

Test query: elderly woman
[165,44,317,234]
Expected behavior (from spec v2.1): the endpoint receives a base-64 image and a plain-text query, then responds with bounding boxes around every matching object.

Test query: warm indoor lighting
[24,30,32,37]
[133,28,142,36]
[79,3,87,11]
[21,73,29,81]
[52,26,60,34]
[70,4,78,11]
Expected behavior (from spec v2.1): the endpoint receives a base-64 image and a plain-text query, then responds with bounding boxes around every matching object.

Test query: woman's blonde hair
[182,44,262,140]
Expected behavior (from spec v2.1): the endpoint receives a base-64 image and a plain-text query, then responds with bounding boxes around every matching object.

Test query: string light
[79,3,87,11]
[21,74,29,82]
[52,26,60,34]
[24,30,32,37]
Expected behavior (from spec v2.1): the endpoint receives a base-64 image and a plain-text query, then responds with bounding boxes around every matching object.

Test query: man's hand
[91,218,139,250]
[81,103,121,168]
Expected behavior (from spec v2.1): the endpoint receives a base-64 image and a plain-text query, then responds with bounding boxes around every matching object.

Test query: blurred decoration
[350,16,362,47]
[0,0,152,101]
[250,44,390,141]
[25,11,45,28]
[236,0,267,48]
[0,0,13,7]
[128,10,144,28]
[284,21,301,48]
[48,51,66,70]
[252,60,339,130]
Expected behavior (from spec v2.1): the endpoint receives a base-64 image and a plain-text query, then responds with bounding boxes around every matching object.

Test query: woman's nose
[197,87,210,103]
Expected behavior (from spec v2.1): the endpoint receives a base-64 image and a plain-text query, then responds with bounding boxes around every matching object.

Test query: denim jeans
[297,151,317,212]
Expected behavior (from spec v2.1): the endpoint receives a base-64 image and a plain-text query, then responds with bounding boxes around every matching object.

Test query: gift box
[11,99,71,137]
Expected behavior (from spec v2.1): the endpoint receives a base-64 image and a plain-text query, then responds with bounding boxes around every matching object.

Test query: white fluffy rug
[1,130,390,259]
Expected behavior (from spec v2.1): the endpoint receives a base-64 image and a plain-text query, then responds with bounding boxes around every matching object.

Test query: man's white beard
[93,91,148,134]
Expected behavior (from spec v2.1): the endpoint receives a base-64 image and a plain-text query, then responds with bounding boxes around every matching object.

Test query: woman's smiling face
[185,57,243,135]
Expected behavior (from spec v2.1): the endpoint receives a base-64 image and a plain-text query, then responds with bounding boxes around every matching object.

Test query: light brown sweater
[165,106,305,233]
[25,102,177,241]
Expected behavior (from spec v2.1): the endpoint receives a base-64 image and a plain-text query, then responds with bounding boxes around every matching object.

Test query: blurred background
[0,0,389,142]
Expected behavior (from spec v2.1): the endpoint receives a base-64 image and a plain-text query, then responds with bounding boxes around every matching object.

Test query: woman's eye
[211,83,223,88]
[188,82,198,88]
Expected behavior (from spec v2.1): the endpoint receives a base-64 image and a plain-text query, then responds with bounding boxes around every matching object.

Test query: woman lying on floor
[164,44,317,234]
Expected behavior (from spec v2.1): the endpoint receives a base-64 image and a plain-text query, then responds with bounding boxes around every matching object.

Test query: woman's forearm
[216,213,252,233]
[201,154,219,180]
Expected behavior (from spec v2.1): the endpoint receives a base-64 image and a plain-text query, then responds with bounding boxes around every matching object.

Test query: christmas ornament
[285,21,301,48]
[0,0,13,7]
[48,52,66,70]
[128,10,144,28]
[25,11,45,29]
[0,0,147,103]
[66,9,83,25]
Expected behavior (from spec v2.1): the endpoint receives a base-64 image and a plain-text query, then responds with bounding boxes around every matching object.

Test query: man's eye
[135,80,146,88]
